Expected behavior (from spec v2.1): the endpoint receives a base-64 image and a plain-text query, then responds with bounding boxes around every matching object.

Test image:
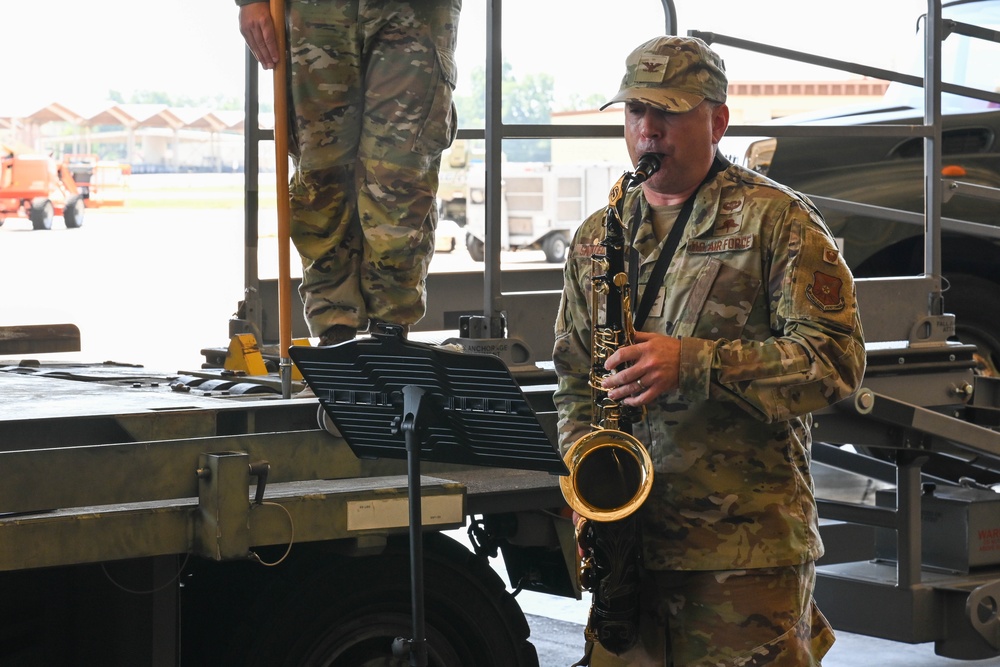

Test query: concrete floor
[519,592,1000,666]
[494,460,1000,666]
[442,446,1000,665]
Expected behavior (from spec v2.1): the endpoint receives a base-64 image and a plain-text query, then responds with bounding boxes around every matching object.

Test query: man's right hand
[239,2,281,70]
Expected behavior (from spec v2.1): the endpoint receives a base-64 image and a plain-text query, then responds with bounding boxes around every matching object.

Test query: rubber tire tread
[181,533,539,667]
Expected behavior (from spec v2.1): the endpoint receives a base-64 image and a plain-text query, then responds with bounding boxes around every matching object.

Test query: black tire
[944,273,1000,376]
[63,194,85,229]
[29,197,53,230]
[542,233,569,264]
[467,233,485,262]
[182,534,538,667]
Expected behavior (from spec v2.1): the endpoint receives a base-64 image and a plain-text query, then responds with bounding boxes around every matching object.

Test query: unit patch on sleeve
[806,271,846,311]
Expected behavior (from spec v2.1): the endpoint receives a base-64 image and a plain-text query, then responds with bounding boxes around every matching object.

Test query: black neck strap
[629,155,727,330]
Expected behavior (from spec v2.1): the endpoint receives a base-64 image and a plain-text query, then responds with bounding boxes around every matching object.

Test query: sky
[0,0,932,118]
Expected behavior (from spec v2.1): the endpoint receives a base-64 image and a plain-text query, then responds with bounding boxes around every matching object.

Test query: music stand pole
[290,328,569,664]
[391,384,428,667]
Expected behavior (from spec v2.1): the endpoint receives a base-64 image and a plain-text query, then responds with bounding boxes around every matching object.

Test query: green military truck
[715,0,1000,373]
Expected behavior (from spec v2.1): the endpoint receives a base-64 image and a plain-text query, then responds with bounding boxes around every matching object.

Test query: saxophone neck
[607,172,629,211]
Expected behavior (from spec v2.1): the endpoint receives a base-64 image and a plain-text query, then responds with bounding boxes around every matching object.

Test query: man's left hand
[601,331,680,405]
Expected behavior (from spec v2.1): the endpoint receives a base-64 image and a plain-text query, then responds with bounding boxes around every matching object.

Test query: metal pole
[896,453,927,589]
[270,0,294,398]
[484,0,504,334]
[660,0,676,35]
[403,385,427,666]
[242,48,263,341]
[924,0,944,314]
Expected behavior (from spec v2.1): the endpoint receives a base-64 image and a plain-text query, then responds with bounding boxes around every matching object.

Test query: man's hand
[239,2,281,70]
[601,331,681,405]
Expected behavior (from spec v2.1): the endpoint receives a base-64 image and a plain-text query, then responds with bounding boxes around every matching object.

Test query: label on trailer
[346,494,463,531]
[979,527,1000,556]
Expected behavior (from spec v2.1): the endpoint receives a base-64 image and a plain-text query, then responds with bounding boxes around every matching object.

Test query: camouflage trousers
[285,0,461,336]
[588,563,835,667]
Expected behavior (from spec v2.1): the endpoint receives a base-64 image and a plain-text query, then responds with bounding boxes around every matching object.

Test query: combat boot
[296,325,360,398]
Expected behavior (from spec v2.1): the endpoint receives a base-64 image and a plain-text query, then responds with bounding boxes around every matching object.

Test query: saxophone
[560,153,660,657]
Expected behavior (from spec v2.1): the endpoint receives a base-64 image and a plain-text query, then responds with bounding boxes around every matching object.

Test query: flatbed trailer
[0,342,573,665]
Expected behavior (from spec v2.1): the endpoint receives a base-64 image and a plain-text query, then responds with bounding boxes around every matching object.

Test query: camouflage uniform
[553,158,865,665]
[595,563,832,666]
[280,0,460,337]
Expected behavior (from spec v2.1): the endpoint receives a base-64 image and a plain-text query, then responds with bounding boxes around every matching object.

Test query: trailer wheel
[467,234,485,262]
[944,273,1000,377]
[29,197,53,230]
[63,195,85,229]
[184,533,539,667]
[542,233,569,263]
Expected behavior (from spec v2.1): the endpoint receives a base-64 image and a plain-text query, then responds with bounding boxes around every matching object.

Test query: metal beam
[0,324,80,355]
[0,476,464,572]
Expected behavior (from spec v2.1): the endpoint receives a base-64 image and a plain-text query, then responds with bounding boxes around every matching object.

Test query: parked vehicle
[464,161,629,263]
[721,0,1000,373]
[0,148,84,230]
[62,153,130,208]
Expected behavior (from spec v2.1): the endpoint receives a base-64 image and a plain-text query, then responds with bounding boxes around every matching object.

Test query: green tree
[454,60,555,162]
[562,92,607,112]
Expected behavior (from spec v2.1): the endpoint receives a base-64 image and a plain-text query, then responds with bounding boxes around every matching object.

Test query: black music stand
[289,325,567,666]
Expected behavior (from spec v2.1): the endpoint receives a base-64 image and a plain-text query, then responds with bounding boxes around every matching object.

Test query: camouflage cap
[602,35,728,113]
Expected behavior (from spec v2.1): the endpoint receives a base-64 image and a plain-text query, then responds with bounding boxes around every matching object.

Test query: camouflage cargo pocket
[679,257,762,340]
[413,47,458,156]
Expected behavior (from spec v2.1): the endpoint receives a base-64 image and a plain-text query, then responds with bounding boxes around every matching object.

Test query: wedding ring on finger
[636,378,644,390]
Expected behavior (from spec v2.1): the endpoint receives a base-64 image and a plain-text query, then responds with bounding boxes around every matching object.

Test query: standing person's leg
[287,0,367,343]
[356,0,460,328]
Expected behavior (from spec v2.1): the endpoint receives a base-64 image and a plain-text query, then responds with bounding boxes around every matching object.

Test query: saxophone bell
[559,428,653,523]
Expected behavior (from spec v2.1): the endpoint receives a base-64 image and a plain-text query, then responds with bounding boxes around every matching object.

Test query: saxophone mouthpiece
[634,154,662,182]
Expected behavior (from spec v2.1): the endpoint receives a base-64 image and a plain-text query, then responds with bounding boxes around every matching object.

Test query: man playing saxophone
[553,35,866,666]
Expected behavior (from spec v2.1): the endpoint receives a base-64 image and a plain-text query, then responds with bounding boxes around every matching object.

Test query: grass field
[122,172,277,210]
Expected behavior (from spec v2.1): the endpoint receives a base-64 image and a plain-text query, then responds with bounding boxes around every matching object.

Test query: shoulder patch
[806,271,845,311]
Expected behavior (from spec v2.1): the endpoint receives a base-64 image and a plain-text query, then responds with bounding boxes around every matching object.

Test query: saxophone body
[560,154,660,656]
